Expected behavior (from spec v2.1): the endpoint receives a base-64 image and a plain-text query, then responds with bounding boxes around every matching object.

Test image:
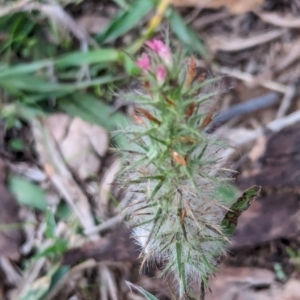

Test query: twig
[84,195,130,235]
[217,109,300,171]
[267,109,300,132]
[208,30,285,52]
[230,109,300,147]
[98,157,121,219]
[185,0,214,25]
[274,39,300,72]
[16,222,66,296]
[193,10,229,29]
[48,259,99,300]
[256,11,300,28]
[0,257,21,285]
[84,215,122,235]
[207,92,280,133]
[276,84,297,118]
[219,67,288,93]
[20,211,36,255]
[185,7,203,24]
[99,265,118,300]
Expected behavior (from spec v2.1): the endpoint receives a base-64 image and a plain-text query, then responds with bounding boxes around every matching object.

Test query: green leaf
[273,263,287,281]
[45,208,56,239]
[34,239,68,259]
[97,0,154,44]
[48,265,70,294]
[17,263,64,300]
[1,103,45,121]
[8,138,25,151]
[125,281,159,300]
[0,60,51,79]
[176,241,187,293]
[8,175,47,211]
[0,74,119,93]
[221,186,260,236]
[217,184,240,206]
[17,276,51,300]
[168,9,207,58]
[176,241,182,276]
[55,49,122,67]
[55,202,72,220]
[58,93,128,131]
[123,53,140,76]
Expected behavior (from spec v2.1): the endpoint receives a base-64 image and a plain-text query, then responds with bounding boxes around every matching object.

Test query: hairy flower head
[118,39,232,298]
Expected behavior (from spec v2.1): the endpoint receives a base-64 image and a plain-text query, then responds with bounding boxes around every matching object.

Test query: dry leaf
[171,0,264,14]
[206,279,300,300]
[32,118,98,239]
[205,267,278,300]
[235,125,300,248]
[44,114,109,180]
[229,193,300,249]
[281,279,300,300]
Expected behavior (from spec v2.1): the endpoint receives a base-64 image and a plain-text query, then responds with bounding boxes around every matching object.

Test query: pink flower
[136,52,150,71]
[156,64,166,86]
[145,39,172,67]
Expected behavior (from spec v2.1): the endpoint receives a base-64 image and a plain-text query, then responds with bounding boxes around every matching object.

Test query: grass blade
[168,9,207,58]
[96,0,155,44]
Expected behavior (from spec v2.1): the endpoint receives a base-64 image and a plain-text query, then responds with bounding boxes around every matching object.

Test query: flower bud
[145,39,172,67]
[136,52,151,71]
[155,64,166,86]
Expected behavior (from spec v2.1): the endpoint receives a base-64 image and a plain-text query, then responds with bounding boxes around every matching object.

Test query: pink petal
[145,39,172,66]
[156,64,166,85]
[136,52,150,71]
[145,39,165,52]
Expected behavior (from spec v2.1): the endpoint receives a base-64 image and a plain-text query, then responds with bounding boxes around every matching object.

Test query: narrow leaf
[17,276,51,300]
[221,186,260,236]
[168,9,207,58]
[0,60,51,79]
[97,0,154,44]
[45,208,56,239]
[55,49,121,67]
[58,93,128,131]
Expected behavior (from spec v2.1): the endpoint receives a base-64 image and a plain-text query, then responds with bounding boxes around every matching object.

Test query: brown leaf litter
[205,266,300,300]
[229,124,300,249]
[44,114,109,181]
